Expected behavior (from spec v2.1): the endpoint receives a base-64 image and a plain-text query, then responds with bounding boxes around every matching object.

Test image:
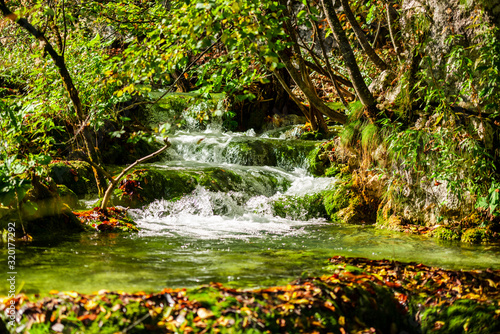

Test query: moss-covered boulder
[419,299,500,334]
[224,138,277,166]
[272,193,327,220]
[460,227,493,244]
[323,178,377,224]
[112,166,290,208]
[0,178,84,238]
[48,161,97,195]
[221,137,318,170]
[432,226,461,241]
[307,139,348,177]
[56,184,78,209]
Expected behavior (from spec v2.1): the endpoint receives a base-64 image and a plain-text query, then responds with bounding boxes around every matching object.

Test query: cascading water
[4,95,500,296]
[131,124,336,239]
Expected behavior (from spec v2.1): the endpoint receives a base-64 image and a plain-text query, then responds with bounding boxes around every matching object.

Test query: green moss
[419,299,500,334]
[113,168,198,208]
[272,193,327,220]
[308,140,340,176]
[56,184,78,209]
[461,227,491,243]
[49,161,97,195]
[433,226,461,241]
[323,184,351,220]
[225,139,277,166]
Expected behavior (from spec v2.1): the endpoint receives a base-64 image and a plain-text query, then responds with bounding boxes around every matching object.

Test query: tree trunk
[278,51,347,124]
[276,0,347,124]
[339,0,388,72]
[386,2,402,64]
[320,0,379,121]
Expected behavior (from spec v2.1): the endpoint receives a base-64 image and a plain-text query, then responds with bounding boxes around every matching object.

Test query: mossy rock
[324,183,351,219]
[113,168,198,208]
[432,226,461,241]
[308,139,346,177]
[23,205,84,236]
[48,161,97,195]
[112,166,287,208]
[460,227,492,243]
[419,299,500,334]
[323,179,377,224]
[272,193,327,220]
[56,184,78,209]
[224,139,277,166]
[221,137,318,170]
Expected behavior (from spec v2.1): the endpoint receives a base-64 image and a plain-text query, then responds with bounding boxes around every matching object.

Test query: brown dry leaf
[197,308,214,319]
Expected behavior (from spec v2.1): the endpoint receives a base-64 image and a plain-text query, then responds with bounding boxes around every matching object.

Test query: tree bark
[320,0,379,122]
[339,0,388,72]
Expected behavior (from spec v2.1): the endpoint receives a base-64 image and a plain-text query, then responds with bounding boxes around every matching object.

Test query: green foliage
[340,120,363,148]
[384,122,495,199]
[476,181,500,216]
[92,0,292,99]
[432,226,460,241]
[0,156,31,207]
[360,123,380,152]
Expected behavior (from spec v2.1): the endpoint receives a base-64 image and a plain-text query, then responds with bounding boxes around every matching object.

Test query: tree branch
[100,139,171,210]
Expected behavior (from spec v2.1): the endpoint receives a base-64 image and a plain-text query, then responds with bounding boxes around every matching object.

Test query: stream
[2,112,500,297]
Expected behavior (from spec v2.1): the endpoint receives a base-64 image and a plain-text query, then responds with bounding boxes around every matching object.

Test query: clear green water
[2,222,499,296]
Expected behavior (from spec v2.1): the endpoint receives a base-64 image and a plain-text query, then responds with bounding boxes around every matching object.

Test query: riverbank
[2,256,499,333]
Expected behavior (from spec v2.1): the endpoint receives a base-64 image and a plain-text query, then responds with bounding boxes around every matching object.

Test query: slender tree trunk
[275,0,347,124]
[278,51,347,124]
[386,2,402,64]
[339,0,388,72]
[320,0,379,122]
[0,0,107,196]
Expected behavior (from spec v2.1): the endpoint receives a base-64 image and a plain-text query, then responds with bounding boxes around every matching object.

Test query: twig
[100,139,171,210]
[122,313,151,333]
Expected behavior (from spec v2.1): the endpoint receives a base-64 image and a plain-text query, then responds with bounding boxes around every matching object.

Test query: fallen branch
[100,139,171,210]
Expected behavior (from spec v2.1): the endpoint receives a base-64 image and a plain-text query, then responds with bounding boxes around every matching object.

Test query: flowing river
[2,119,500,296]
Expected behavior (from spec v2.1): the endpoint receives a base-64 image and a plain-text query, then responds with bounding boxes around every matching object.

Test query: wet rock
[272,193,327,220]
[48,161,98,195]
[112,166,291,208]
[56,185,78,209]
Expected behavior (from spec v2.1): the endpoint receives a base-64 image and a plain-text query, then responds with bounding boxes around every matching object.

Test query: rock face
[400,0,498,103]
